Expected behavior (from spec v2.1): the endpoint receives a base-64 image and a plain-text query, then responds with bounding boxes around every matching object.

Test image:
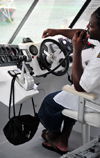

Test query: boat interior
[0,0,100,157]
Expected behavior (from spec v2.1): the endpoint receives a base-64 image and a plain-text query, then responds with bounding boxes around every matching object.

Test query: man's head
[87,7,100,41]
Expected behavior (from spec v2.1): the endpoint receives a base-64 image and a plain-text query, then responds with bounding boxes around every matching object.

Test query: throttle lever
[16,61,34,91]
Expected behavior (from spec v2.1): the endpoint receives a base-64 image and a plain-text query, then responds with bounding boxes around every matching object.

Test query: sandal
[41,129,61,141]
[42,139,68,155]
[41,129,49,141]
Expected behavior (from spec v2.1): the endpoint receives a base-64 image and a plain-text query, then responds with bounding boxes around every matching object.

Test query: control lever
[16,60,34,91]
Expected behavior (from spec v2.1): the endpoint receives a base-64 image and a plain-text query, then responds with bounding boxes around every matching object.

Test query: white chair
[62,84,100,145]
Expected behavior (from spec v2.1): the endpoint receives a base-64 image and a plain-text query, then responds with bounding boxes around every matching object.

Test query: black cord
[36,50,71,78]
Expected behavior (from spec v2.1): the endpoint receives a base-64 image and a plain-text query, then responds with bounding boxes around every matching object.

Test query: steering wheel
[39,38,70,76]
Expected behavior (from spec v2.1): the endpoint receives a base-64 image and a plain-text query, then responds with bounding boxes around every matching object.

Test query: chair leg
[82,124,90,145]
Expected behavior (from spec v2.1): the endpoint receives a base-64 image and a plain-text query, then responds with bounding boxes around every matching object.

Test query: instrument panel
[0,44,32,67]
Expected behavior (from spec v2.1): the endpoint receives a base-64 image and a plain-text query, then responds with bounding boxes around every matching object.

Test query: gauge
[15,47,20,55]
[1,47,8,54]
[0,47,4,54]
[11,47,17,56]
[6,47,11,54]
[29,45,38,55]
[0,47,7,54]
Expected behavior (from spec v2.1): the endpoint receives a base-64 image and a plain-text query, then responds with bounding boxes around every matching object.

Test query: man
[38,7,100,155]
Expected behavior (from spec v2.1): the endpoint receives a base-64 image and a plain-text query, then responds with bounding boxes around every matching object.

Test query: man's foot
[41,129,61,141]
[42,140,68,155]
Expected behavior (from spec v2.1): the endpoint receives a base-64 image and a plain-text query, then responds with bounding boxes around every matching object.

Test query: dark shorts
[38,91,76,133]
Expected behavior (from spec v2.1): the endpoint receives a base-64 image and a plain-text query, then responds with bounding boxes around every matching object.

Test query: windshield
[0,0,86,44]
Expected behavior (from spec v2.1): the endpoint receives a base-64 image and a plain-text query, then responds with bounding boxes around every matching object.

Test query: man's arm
[72,30,89,92]
[42,28,83,39]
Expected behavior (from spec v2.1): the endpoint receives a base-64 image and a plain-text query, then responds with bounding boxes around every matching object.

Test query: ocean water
[0,0,85,44]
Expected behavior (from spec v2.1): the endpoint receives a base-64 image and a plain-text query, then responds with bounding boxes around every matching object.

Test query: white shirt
[54,40,100,112]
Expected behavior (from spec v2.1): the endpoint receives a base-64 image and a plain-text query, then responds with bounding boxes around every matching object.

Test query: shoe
[42,142,68,155]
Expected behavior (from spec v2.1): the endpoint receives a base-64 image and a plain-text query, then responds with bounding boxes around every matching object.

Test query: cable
[36,50,71,78]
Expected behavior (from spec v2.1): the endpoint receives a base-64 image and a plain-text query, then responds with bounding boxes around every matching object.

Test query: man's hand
[72,30,89,54]
[42,29,59,38]
[72,30,89,92]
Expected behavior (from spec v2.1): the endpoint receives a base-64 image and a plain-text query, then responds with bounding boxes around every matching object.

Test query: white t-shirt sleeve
[80,50,100,93]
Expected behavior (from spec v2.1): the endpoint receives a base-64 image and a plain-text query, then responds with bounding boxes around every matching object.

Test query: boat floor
[0,123,82,158]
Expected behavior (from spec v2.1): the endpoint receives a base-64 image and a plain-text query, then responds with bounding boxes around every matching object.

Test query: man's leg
[38,91,76,153]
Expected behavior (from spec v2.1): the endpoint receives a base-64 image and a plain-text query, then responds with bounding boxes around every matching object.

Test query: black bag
[3,73,40,145]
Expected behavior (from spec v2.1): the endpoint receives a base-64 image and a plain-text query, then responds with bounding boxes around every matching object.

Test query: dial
[29,45,38,55]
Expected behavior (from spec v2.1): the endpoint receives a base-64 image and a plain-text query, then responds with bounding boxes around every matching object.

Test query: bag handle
[18,98,36,116]
[9,73,17,119]
[31,97,36,115]
[8,71,37,119]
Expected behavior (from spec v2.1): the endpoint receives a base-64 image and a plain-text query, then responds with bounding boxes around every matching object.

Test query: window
[0,0,85,44]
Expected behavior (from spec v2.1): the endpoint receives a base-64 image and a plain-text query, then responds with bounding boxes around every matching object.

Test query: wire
[36,50,71,78]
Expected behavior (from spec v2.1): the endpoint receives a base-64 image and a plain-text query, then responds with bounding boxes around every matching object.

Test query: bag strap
[18,97,36,116]
[9,74,17,119]
[31,97,36,116]
[18,103,23,116]
[8,71,37,119]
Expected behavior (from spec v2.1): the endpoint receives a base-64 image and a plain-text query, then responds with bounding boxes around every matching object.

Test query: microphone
[78,30,87,40]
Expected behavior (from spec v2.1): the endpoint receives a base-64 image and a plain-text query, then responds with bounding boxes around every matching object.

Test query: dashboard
[0,44,32,67]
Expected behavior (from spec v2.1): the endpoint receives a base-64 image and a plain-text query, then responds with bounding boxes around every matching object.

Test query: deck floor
[0,123,82,158]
